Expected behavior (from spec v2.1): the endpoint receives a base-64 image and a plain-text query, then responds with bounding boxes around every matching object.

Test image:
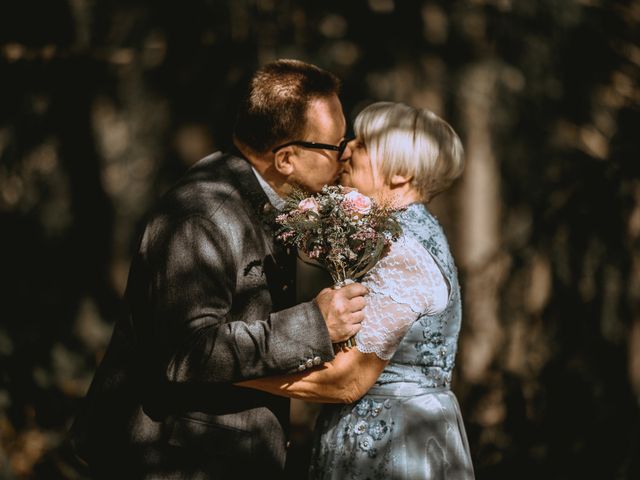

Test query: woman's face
[339,137,382,198]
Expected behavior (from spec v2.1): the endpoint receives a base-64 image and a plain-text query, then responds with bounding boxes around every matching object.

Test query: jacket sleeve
[135,213,335,385]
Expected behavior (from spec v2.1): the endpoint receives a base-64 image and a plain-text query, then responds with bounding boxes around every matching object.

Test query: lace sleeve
[355,235,449,360]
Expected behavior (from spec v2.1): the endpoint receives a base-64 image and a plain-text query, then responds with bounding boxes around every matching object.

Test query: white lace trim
[355,235,448,360]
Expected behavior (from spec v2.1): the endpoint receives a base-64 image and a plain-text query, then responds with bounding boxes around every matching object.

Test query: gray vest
[374,203,462,389]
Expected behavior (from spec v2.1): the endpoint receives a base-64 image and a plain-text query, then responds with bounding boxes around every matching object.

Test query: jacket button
[298,364,306,372]
[305,358,314,368]
[263,203,273,214]
[282,284,288,291]
[313,356,322,366]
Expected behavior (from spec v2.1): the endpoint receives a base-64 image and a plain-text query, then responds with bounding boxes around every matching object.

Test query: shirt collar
[251,166,286,210]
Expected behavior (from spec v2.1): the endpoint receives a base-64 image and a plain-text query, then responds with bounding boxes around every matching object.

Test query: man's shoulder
[135,151,268,258]
[156,151,251,220]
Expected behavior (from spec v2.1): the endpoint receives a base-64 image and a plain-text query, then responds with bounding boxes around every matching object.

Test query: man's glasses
[271,135,355,160]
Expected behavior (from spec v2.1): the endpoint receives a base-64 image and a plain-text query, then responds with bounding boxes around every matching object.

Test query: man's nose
[339,143,352,162]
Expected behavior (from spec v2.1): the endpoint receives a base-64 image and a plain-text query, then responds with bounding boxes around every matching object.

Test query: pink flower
[342,191,372,215]
[298,197,319,213]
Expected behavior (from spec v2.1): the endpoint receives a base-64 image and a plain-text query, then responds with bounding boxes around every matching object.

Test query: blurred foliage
[0,0,639,478]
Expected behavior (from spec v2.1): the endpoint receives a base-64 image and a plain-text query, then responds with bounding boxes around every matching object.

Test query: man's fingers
[348,296,366,312]
[317,284,367,342]
[346,321,362,339]
[349,311,365,324]
[340,282,368,298]
[333,319,362,342]
[348,325,362,338]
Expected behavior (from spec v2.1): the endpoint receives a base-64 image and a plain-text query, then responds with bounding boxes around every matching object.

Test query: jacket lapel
[222,152,297,309]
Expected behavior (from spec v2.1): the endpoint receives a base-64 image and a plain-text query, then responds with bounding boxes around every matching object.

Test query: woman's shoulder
[366,235,445,299]
[368,232,426,275]
[399,202,450,241]
[397,203,439,231]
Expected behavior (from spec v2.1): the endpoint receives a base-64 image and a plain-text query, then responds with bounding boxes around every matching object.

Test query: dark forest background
[1,0,639,478]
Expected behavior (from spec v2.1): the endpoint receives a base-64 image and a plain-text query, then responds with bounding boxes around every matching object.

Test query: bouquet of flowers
[275,185,403,288]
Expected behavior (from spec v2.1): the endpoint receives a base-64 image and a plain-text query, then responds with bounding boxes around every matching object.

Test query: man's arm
[136,214,362,385]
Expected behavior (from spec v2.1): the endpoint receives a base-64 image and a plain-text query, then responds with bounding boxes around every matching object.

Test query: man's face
[339,137,380,199]
[287,94,347,193]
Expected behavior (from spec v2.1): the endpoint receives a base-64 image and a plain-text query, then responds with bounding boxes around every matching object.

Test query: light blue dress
[309,204,475,479]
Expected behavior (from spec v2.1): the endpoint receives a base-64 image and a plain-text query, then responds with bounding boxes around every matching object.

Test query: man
[70,59,366,478]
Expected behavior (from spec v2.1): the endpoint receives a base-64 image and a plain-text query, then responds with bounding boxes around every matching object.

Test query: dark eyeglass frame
[271,135,355,159]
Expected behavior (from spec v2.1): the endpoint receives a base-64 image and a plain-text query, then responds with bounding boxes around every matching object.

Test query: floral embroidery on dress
[338,398,395,460]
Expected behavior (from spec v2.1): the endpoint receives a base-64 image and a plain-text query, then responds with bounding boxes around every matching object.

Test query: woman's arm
[237,235,448,404]
[236,347,388,404]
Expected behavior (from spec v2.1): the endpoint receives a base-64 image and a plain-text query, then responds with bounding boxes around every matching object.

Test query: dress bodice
[372,203,462,389]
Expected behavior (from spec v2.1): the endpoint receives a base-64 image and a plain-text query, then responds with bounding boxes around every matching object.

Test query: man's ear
[389,173,413,188]
[274,147,295,176]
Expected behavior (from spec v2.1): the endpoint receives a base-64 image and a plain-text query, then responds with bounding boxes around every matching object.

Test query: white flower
[369,421,388,440]
[358,434,374,452]
[354,420,368,435]
[298,197,319,213]
[371,402,383,417]
[355,399,371,416]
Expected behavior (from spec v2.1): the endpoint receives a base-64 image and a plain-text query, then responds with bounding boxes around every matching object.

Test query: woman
[238,102,474,479]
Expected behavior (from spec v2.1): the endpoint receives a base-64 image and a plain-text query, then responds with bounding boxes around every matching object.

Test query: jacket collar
[222,149,283,254]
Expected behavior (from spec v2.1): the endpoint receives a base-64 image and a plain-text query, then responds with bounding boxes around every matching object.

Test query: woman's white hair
[354,101,464,201]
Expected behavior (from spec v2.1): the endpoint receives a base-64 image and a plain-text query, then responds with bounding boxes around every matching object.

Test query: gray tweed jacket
[69,151,335,479]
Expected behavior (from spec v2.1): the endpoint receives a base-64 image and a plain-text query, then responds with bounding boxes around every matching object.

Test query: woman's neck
[374,186,422,208]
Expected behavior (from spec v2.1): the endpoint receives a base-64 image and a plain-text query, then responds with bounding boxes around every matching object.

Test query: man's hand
[315,283,368,343]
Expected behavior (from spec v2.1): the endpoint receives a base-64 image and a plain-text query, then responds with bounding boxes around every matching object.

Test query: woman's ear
[274,147,295,176]
[389,173,413,188]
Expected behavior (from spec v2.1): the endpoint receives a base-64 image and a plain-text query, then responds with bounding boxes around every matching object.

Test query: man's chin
[323,174,341,187]
[305,174,346,191]
[337,174,352,188]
